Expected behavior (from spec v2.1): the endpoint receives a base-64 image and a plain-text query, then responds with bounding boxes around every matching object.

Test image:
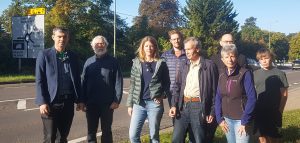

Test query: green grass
[0,74,35,83]
[124,109,300,143]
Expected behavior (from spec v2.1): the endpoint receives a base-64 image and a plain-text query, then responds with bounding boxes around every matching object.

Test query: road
[0,78,172,143]
[0,69,300,143]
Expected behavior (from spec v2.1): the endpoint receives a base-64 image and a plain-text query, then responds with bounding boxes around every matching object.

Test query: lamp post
[268,20,277,49]
[113,0,116,57]
[269,29,271,49]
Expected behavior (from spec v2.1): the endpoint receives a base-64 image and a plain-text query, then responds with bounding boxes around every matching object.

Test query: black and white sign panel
[12,15,44,58]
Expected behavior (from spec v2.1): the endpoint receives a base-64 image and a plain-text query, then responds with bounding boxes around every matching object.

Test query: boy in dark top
[254,48,289,143]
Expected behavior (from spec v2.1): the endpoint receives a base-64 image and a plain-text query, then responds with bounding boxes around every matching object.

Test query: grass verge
[0,74,35,83]
[125,109,300,143]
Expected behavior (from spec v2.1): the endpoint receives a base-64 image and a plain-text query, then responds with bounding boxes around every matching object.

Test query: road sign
[27,8,46,15]
[12,15,44,58]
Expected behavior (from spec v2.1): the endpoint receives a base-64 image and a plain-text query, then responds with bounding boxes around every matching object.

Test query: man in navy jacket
[81,35,123,143]
[35,27,84,143]
[169,37,218,143]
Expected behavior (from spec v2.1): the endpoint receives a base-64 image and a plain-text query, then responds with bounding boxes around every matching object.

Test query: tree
[238,17,289,60]
[239,17,264,43]
[241,16,258,28]
[237,17,266,58]
[183,0,239,56]
[0,0,25,33]
[270,32,289,60]
[0,0,132,73]
[135,0,184,37]
[289,33,300,60]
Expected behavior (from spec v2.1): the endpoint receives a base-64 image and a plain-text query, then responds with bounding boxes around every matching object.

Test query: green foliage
[288,32,300,61]
[0,0,134,73]
[0,74,35,83]
[270,32,289,60]
[241,16,258,29]
[183,0,239,52]
[239,17,265,44]
[158,37,171,53]
[0,0,26,33]
[238,17,289,60]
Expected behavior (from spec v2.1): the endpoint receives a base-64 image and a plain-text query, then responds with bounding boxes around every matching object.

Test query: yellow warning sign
[27,8,46,15]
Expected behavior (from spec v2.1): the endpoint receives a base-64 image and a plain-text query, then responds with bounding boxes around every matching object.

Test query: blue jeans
[129,99,164,143]
[224,117,250,143]
[172,102,205,143]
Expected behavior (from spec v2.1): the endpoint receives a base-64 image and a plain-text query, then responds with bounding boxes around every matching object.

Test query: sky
[1,0,299,34]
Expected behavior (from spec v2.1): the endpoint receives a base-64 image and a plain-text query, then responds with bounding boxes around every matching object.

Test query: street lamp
[268,20,277,49]
[113,0,116,57]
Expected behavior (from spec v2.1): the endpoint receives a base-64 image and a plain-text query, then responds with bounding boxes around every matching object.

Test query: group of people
[35,27,288,143]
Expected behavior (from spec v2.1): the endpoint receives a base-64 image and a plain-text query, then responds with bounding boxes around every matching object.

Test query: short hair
[256,48,274,61]
[168,29,184,40]
[137,36,160,62]
[90,35,109,48]
[184,37,201,49]
[221,44,238,58]
[52,27,69,35]
[220,33,234,41]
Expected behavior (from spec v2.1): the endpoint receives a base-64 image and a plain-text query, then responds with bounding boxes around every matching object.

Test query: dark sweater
[81,54,123,105]
[141,62,157,99]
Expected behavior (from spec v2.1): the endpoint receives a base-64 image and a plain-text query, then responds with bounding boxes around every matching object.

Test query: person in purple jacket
[215,44,256,143]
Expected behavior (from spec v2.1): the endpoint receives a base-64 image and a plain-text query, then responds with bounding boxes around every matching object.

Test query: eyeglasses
[222,40,234,44]
[145,62,153,73]
[170,38,181,41]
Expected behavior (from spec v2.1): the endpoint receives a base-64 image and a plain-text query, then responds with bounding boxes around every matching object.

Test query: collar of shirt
[172,48,185,55]
[226,65,238,76]
[190,57,200,67]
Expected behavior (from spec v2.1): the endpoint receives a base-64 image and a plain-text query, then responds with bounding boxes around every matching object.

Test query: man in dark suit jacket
[35,27,84,143]
[169,37,218,143]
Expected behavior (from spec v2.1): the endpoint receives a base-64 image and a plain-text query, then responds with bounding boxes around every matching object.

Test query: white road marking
[24,107,39,111]
[0,97,35,103]
[123,91,129,94]
[68,132,102,143]
[17,99,26,109]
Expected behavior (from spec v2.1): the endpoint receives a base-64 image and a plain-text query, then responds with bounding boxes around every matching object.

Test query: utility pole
[269,30,271,49]
[113,0,116,57]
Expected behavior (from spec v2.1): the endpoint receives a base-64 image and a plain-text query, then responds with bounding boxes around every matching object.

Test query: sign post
[12,7,45,72]
[12,15,44,58]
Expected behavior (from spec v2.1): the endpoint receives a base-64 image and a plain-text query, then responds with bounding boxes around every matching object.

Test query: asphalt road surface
[0,69,300,143]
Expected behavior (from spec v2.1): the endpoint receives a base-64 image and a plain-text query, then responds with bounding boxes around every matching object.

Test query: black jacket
[81,54,123,105]
[171,57,218,116]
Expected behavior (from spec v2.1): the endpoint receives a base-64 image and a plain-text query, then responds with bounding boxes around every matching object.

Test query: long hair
[137,36,160,62]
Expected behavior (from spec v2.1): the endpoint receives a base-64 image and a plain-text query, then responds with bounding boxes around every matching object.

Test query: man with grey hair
[169,37,218,143]
[81,35,123,143]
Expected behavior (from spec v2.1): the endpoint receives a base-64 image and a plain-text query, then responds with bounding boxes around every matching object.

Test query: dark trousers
[41,100,74,143]
[169,96,195,143]
[204,117,218,143]
[86,104,113,143]
[172,102,205,143]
